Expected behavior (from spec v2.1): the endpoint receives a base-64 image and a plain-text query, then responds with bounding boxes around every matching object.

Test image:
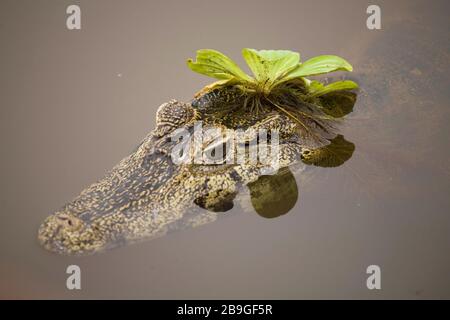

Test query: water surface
[0,0,449,298]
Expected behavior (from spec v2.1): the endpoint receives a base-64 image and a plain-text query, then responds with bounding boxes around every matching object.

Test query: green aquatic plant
[187,49,358,136]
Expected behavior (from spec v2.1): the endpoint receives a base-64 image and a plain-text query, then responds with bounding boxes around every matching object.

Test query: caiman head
[38,87,356,255]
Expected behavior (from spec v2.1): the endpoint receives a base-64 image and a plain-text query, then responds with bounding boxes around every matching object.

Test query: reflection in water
[205,90,357,219]
[245,134,355,218]
[301,135,355,168]
[320,91,357,118]
[248,167,298,219]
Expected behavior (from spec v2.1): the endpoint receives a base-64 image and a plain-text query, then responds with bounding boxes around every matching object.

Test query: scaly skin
[37,88,339,255]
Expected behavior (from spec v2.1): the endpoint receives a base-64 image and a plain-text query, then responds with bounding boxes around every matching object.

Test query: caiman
[37,87,355,255]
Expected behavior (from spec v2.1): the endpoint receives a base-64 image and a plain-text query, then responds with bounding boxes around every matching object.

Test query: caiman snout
[38,212,106,255]
[37,134,179,255]
[54,213,83,231]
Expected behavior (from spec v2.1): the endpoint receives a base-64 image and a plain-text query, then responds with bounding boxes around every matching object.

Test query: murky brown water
[0,0,449,298]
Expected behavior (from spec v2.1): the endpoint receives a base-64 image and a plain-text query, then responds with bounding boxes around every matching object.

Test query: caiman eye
[204,140,228,163]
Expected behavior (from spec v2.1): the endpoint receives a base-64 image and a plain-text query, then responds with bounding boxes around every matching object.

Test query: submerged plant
[187,49,358,145]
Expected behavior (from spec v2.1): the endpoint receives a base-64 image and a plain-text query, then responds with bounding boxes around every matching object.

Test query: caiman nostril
[55,213,82,231]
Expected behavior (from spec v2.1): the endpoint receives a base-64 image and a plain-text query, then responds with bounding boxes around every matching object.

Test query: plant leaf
[309,80,358,97]
[187,49,253,83]
[283,55,353,81]
[242,49,300,90]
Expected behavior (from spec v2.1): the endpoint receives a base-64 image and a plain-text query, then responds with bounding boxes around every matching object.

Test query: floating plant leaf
[187,49,253,83]
[283,55,353,82]
[187,48,358,131]
[308,80,358,97]
[187,49,355,98]
[242,49,300,92]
